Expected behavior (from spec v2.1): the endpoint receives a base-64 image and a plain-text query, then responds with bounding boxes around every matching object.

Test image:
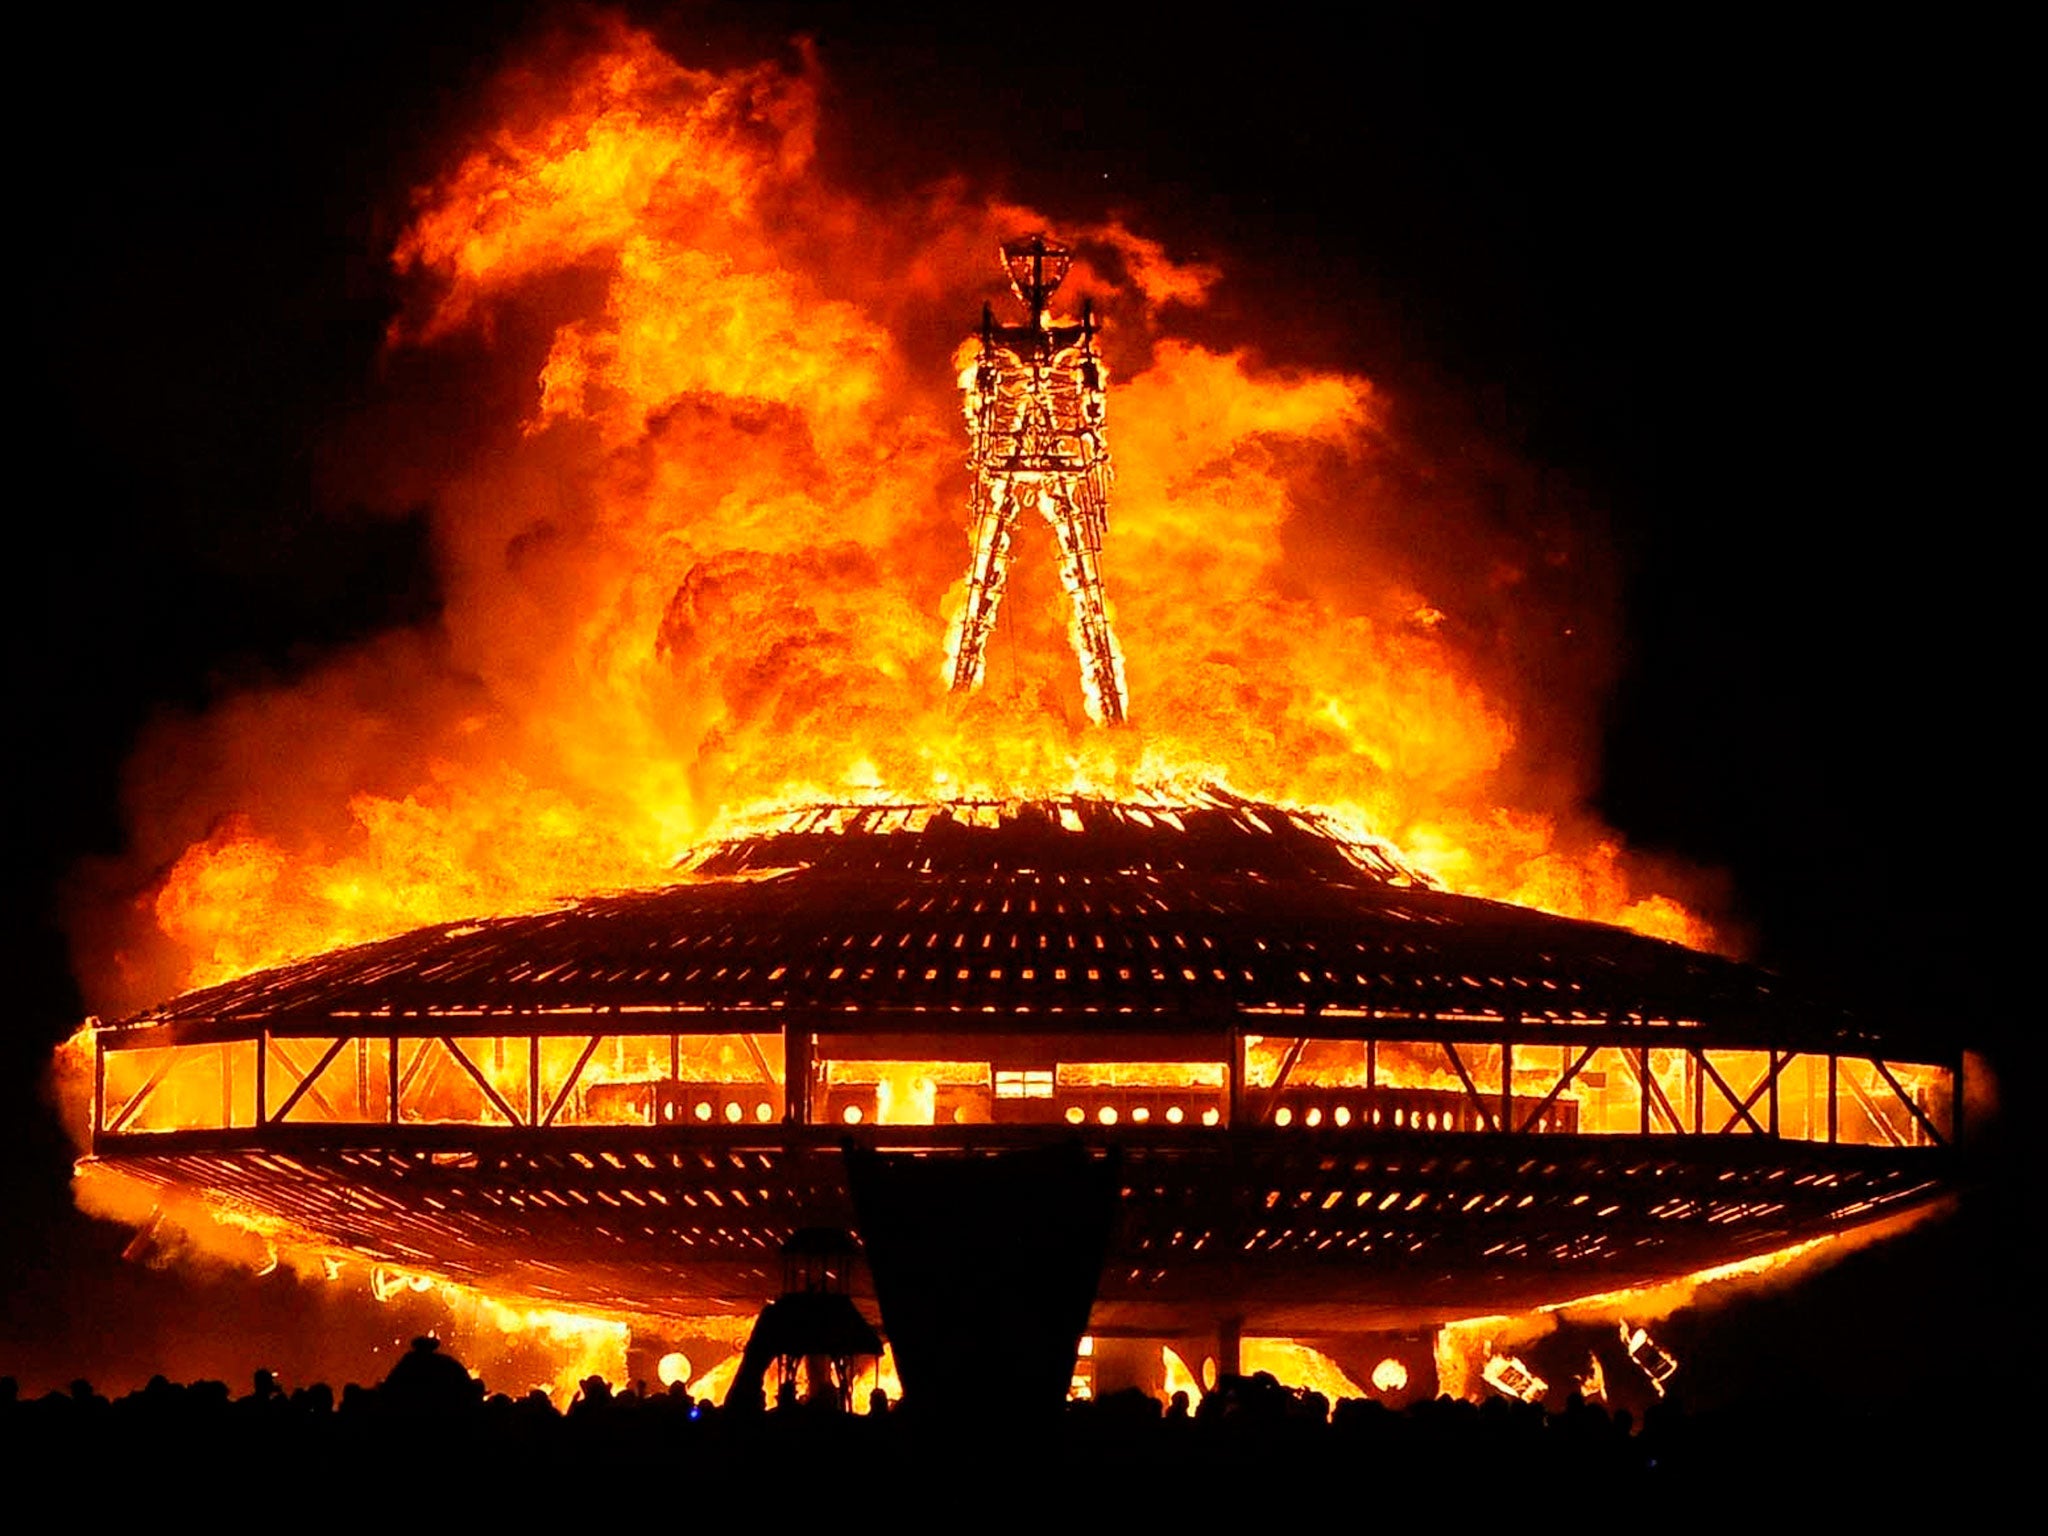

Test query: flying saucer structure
[84,793,1958,1348]
[79,241,1961,1398]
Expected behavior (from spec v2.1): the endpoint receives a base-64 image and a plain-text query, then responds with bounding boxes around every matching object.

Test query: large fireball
[70,17,1711,1016]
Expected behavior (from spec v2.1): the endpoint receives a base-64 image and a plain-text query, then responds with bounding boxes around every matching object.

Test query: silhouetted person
[379,1335,478,1415]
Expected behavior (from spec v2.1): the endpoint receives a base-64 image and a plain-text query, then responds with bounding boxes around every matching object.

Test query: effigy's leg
[948,483,1020,694]
[1045,485,1128,724]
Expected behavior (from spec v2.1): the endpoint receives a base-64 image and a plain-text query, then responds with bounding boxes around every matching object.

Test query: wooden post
[1768,1051,1781,1137]
[93,1035,106,1139]
[784,1023,811,1124]
[256,1030,268,1127]
[1218,1315,1243,1381]
[529,1035,541,1127]
[388,1036,400,1125]
[1228,1028,1246,1127]
[1500,1038,1513,1135]
[1827,1055,1838,1144]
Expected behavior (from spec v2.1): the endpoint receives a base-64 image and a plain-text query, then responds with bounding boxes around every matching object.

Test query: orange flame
[69,16,1715,1015]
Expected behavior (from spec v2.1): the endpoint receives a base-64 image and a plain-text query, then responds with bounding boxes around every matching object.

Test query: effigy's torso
[966,327,1108,477]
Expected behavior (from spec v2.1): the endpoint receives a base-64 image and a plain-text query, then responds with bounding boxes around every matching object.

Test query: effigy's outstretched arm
[948,479,1018,694]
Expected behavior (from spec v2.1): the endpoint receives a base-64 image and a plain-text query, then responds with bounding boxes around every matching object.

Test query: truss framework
[94,1021,1955,1152]
[86,795,1960,1326]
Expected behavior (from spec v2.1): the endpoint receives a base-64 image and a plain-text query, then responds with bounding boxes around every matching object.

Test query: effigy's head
[1000,232,1071,314]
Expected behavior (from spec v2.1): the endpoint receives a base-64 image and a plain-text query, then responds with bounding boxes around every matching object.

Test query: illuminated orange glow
[1241,1339,1366,1403]
[73,1012,1952,1156]
[56,18,1954,1408]
[70,1158,637,1404]
[1432,1200,1946,1401]
[1161,1344,1203,1402]
[61,17,1727,1020]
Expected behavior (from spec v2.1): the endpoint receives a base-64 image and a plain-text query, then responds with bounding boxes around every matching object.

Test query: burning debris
[1620,1320,1679,1396]
[1578,1351,1608,1404]
[1483,1352,1549,1404]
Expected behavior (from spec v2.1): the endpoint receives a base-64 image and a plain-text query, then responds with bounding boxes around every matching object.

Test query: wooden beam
[1868,1057,1947,1148]
[1514,1044,1597,1133]
[1501,1038,1514,1135]
[783,1024,811,1125]
[396,1038,434,1103]
[1838,1062,1908,1149]
[1442,1042,1497,1132]
[1709,1057,1776,1138]
[542,1035,604,1128]
[441,1037,525,1127]
[270,1037,346,1122]
[1696,1053,1766,1136]
[741,1032,776,1084]
[107,1049,178,1135]
[1626,1049,1684,1134]
[1647,1061,1684,1134]
[1260,1036,1308,1125]
[267,1037,350,1125]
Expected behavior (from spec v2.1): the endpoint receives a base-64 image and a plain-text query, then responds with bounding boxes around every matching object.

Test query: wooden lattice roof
[116,795,1915,1053]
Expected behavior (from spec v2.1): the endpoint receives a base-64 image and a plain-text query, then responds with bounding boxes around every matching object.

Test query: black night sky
[3,3,2032,1411]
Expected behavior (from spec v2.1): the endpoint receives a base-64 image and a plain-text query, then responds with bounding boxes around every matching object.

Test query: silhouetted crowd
[0,1338,2008,1510]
